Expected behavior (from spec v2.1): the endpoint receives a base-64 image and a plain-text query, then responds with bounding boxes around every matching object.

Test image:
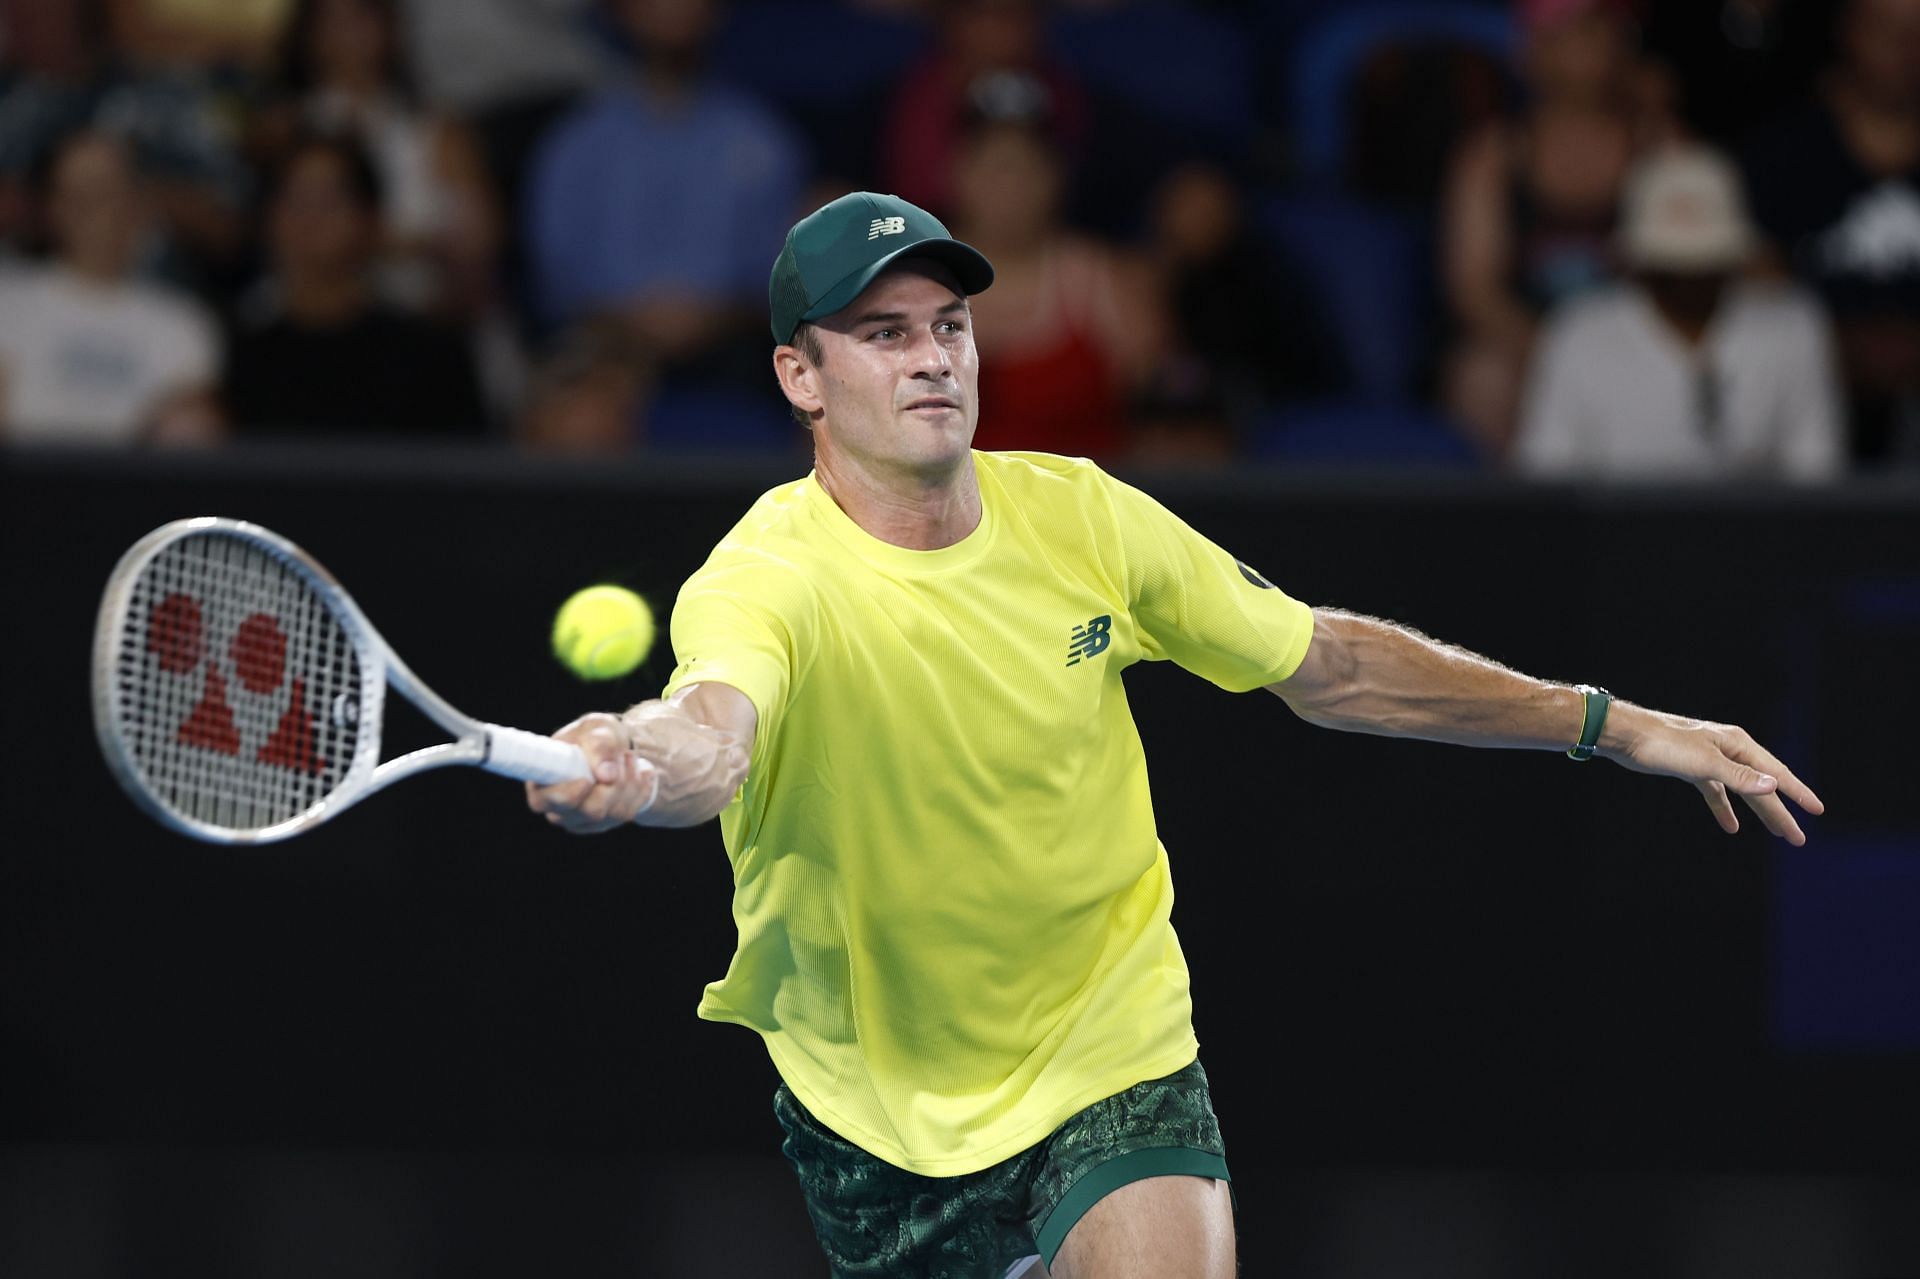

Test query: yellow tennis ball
[552,585,655,681]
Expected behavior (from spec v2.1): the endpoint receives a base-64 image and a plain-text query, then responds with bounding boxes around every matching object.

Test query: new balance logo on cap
[868,216,907,240]
[1066,615,1112,666]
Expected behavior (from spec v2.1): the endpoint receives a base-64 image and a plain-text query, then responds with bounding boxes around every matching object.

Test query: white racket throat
[93,517,599,844]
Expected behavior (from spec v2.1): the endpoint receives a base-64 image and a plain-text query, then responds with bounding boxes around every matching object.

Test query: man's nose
[907,326,953,375]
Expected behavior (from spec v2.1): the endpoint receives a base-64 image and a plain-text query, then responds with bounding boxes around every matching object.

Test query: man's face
[804,262,980,479]
[618,0,715,60]
[49,135,142,275]
[1640,268,1730,326]
[1843,0,1920,110]
[269,149,375,275]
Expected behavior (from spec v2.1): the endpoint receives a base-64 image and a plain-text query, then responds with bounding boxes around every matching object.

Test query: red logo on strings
[147,594,323,774]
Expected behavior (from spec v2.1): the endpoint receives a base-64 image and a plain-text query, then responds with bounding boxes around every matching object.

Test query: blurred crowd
[0,0,1915,479]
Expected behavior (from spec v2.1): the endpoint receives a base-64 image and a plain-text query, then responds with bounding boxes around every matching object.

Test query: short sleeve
[661,567,801,764]
[1100,471,1315,691]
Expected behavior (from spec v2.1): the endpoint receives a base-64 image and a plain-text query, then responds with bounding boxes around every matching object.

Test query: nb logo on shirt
[1065,615,1112,666]
[868,216,907,240]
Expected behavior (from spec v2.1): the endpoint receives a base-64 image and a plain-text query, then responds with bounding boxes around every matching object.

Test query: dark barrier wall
[4,447,1918,1276]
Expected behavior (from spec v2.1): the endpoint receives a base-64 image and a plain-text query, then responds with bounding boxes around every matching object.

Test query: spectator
[257,0,522,417]
[0,0,266,292]
[1138,162,1347,459]
[523,0,803,386]
[258,0,500,316]
[0,129,223,446]
[949,114,1164,460]
[1440,0,1645,460]
[0,0,104,255]
[1740,0,1920,465]
[88,0,273,296]
[397,0,615,335]
[517,318,651,454]
[1514,146,1843,481]
[878,0,1089,220]
[1343,24,1513,212]
[224,132,486,437]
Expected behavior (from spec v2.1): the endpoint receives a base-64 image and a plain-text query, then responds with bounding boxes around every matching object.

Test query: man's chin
[902,434,978,478]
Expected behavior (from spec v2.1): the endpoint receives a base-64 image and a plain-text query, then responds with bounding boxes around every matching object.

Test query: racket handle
[482,725,593,785]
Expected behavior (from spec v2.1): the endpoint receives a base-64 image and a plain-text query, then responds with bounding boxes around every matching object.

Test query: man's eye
[869,329,897,340]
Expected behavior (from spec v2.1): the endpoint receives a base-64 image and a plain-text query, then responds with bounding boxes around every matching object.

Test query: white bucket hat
[1619,146,1756,273]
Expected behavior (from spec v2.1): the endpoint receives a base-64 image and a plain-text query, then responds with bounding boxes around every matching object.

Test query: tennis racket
[92,517,605,844]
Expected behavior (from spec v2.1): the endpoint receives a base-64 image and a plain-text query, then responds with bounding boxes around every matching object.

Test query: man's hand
[525,712,661,834]
[525,683,756,834]
[1602,703,1827,846]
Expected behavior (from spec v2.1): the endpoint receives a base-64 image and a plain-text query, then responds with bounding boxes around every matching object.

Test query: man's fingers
[1697,780,1739,834]
[1763,764,1824,817]
[572,722,632,784]
[1700,773,1810,845]
[1715,739,1811,843]
[631,761,663,817]
[526,777,595,814]
[525,713,641,829]
[1722,736,1826,815]
[1740,788,1807,847]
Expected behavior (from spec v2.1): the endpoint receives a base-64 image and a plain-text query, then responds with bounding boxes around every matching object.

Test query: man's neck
[639,57,702,106]
[814,452,982,551]
[59,249,131,286]
[1652,303,1713,348]
[1638,282,1722,350]
[282,268,372,326]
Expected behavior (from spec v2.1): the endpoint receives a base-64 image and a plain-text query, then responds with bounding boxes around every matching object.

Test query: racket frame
[93,517,591,845]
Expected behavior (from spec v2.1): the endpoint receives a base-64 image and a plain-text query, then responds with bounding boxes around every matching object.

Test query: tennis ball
[552,585,655,681]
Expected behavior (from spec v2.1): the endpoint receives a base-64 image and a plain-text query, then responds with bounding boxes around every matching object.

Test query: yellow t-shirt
[661,451,1314,1175]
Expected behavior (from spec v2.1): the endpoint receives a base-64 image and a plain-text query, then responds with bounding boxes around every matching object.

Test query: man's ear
[773,345,824,418]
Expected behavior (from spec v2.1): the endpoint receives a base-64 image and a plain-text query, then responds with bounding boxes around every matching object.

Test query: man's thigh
[1046,1175,1235,1279]
[1022,1060,1233,1271]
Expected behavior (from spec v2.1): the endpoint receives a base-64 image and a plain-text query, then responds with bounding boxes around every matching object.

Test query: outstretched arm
[1268,608,1827,845]
[525,682,756,833]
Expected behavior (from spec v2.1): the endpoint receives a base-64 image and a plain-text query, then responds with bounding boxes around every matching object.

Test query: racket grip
[482,725,593,785]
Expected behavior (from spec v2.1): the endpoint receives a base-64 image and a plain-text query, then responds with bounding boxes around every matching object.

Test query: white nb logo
[868,217,907,240]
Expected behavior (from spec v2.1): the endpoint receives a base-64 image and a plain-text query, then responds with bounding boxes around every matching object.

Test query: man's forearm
[1268,609,1641,754]
[619,687,754,827]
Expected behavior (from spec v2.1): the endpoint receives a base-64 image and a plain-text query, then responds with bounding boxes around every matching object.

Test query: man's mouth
[904,397,960,411]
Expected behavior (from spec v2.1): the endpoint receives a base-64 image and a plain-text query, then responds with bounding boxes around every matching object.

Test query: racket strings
[115,531,363,833]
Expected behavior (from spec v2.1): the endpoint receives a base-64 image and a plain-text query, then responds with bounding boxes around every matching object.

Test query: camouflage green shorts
[773,1060,1230,1279]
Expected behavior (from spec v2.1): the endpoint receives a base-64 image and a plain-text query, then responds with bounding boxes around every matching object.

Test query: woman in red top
[1440,0,1664,460]
[949,117,1165,460]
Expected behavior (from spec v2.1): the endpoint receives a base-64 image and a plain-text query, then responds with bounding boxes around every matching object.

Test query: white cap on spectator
[1619,146,1756,273]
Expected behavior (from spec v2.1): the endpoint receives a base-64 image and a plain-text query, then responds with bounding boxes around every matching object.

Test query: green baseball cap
[769,192,995,344]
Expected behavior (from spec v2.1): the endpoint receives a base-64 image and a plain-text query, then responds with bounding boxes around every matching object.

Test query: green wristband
[1566,684,1611,761]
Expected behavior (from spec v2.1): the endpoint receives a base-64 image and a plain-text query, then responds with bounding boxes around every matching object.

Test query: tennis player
[526,193,1824,1279]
